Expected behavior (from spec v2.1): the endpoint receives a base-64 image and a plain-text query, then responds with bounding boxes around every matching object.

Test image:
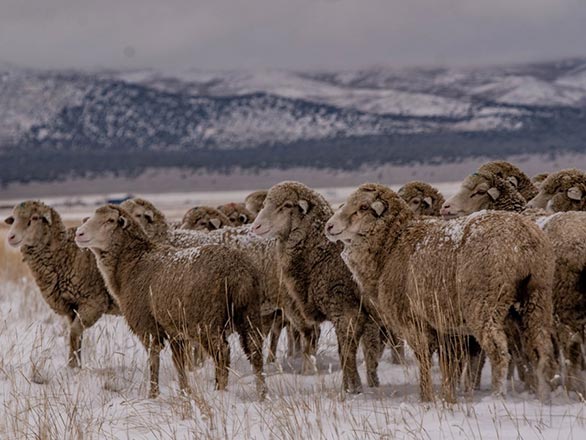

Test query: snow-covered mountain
[1,58,586,184]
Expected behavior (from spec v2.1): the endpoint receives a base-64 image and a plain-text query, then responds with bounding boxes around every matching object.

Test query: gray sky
[1,0,586,70]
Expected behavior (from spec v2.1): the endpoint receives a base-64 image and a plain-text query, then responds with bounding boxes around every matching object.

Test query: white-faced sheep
[527,169,586,212]
[251,181,385,393]
[443,170,586,394]
[398,181,445,216]
[180,206,231,231]
[218,202,256,226]
[120,198,310,365]
[326,184,558,402]
[4,201,120,368]
[245,190,268,216]
[75,205,266,399]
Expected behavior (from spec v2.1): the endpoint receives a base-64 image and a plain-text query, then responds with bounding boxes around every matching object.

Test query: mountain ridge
[2,58,586,185]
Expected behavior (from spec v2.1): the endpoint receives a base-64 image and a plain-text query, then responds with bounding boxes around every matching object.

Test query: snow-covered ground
[1,271,585,439]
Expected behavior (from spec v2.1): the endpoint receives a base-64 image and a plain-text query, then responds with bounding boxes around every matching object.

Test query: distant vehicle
[105,194,134,205]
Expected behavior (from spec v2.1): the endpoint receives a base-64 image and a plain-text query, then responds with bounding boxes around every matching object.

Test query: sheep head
[252,181,331,240]
[5,201,57,248]
[397,181,445,216]
[326,183,412,247]
[441,172,525,217]
[244,190,268,216]
[217,203,255,226]
[76,205,144,251]
[526,169,586,212]
[121,198,168,241]
[180,206,231,231]
[477,160,537,200]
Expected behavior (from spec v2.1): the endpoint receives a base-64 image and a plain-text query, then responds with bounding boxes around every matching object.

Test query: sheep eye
[359,204,369,211]
[413,200,420,205]
[31,215,39,221]
[108,218,115,223]
[283,202,293,209]
[136,214,142,218]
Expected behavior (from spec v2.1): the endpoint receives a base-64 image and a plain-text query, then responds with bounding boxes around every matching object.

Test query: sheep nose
[326,223,334,233]
[8,233,15,241]
[76,230,85,238]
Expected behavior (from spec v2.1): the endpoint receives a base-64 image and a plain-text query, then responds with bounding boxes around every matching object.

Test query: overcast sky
[1,0,586,71]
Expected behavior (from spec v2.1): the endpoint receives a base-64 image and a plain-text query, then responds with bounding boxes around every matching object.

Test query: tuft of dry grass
[0,226,32,283]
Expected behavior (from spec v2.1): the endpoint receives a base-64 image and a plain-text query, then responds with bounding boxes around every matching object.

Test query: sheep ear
[298,199,309,214]
[144,209,154,223]
[4,216,14,225]
[507,176,519,187]
[118,215,129,229]
[82,217,89,224]
[41,211,52,225]
[371,200,386,216]
[423,196,433,207]
[487,187,500,200]
[209,218,222,229]
[239,213,248,223]
[567,186,582,201]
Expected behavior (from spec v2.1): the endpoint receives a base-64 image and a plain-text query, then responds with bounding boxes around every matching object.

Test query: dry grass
[0,226,32,283]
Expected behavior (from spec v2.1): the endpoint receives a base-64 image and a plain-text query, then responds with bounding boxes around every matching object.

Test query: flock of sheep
[4,160,586,404]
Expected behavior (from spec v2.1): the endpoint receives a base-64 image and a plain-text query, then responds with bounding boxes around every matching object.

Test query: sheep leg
[464,336,486,392]
[384,327,405,365]
[68,307,103,368]
[334,316,362,394]
[521,278,558,401]
[437,334,468,403]
[361,319,383,387]
[265,310,284,364]
[405,328,434,402]
[235,315,267,399]
[287,325,303,358]
[476,320,510,397]
[202,333,231,391]
[68,316,83,368]
[558,325,585,395]
[170,339,191,395]
[147,339,162,398]
[191,342,207,370]
[301,325,320,375]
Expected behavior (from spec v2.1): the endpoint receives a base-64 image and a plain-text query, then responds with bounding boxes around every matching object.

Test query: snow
[1,274,585,439]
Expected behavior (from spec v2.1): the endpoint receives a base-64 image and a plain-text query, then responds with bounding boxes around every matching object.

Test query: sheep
[245,190,268,216]
[398,181,484,387]
[251,181,386,393]
[4,201,120,368]
[478,160,538,201]
[527,169,586,212]
[398,181,445,216]
[441,172,526,217]
[120,198,310,365]
[218,202,256,226]
[75,205,266,398]
[532,172,549,190]
[326,184,558,402]
[180,206,232,231]
[442,171,586,394]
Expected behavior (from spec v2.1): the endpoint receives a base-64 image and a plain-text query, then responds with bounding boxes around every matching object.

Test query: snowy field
[1,190,586,440]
